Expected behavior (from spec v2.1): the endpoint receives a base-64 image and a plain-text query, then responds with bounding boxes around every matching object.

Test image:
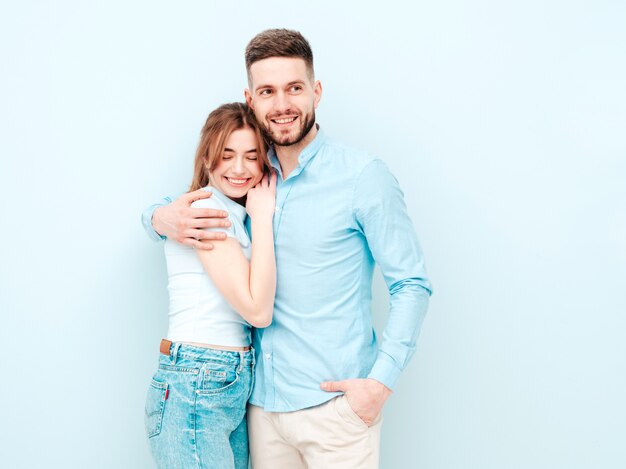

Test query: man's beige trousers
[248,395,382,469]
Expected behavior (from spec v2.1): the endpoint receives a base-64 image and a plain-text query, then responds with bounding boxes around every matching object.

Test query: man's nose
[273,91,290,112]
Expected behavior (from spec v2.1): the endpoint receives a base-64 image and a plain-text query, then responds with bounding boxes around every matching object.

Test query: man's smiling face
[245,57,322,147]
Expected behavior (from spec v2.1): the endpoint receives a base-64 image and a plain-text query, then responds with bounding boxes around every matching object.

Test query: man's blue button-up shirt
[142,128,432,412]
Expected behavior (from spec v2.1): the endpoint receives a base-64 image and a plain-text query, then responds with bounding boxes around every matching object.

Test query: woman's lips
[225,177,251,187]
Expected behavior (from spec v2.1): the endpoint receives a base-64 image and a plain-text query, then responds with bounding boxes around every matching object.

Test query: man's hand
[152,189,231,250]
[320,378,392,426]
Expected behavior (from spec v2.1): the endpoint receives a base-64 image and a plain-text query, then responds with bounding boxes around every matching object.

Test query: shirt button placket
[263,327,276,410]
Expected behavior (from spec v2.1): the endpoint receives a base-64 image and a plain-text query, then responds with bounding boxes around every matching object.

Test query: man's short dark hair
[245,29,314,84]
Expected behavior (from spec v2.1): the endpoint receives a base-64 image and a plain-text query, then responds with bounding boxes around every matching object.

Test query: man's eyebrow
[255,80,305,91]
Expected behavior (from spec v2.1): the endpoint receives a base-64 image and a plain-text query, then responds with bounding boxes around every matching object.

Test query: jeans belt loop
[237,350,244,373]
[171,342,181,364]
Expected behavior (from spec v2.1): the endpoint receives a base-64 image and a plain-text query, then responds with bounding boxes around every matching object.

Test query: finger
[189,229,227,241]
[187,208,229,219]
[269,171,277,191]
[320,380,349,392]
[261,173,269,187]
[193,218,231,229]
[185,189,213,203]
[181,238,214,250]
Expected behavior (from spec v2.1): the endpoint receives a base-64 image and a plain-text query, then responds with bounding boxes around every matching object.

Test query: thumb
[320,380,349,393]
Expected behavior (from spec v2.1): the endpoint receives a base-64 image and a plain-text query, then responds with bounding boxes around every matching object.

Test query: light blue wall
[1,1,625,468]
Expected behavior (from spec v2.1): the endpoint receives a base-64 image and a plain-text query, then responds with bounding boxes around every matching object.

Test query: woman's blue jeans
[145,342,255,469]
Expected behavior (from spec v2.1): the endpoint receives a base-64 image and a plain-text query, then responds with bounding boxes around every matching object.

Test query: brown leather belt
[160,339,251,355]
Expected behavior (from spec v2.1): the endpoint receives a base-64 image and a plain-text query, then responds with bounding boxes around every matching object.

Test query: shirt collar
[269,126,328,179]
[205,185,247,221]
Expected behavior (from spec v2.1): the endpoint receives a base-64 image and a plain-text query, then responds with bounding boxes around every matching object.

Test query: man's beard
[261,110,316,147]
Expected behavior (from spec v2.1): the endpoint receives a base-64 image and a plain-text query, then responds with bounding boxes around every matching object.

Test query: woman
[144,102,276,469]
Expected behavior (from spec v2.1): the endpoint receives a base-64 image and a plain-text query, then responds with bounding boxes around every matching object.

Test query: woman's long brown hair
[189,103,269,192]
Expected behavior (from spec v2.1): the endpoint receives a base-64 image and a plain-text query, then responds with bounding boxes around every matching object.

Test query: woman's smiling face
[209,127,264,202]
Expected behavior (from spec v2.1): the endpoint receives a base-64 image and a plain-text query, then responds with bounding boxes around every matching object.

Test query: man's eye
[259,89,272,96]
[290,85,302,92]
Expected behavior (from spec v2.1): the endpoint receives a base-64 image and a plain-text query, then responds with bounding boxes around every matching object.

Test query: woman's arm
[195,173,277,328]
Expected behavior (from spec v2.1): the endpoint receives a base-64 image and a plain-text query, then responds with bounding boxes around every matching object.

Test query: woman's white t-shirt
[164,187,252,347]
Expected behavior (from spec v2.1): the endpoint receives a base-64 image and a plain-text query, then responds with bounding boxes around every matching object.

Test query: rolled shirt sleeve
[141,196,173,242]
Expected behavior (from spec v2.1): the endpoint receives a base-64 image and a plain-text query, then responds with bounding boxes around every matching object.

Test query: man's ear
[313,80,322,109]
[244,88,254,108]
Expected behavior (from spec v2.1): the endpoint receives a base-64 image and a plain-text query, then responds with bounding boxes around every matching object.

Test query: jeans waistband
[160,340,255,368]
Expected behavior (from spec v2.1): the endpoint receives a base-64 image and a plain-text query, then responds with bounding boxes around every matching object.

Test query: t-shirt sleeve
[190,197,236,238]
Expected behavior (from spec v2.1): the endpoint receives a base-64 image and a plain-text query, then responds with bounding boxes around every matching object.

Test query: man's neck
[275,125,318,179]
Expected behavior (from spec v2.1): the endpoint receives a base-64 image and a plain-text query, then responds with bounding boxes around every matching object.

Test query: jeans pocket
[197,362,239,394]
[145,378,168,438]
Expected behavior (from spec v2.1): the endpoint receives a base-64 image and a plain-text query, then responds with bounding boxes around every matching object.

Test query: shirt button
[265,353,271,360]
[275,206,281,212]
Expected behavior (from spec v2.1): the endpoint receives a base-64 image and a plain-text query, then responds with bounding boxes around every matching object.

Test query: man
[142,29,432,468]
